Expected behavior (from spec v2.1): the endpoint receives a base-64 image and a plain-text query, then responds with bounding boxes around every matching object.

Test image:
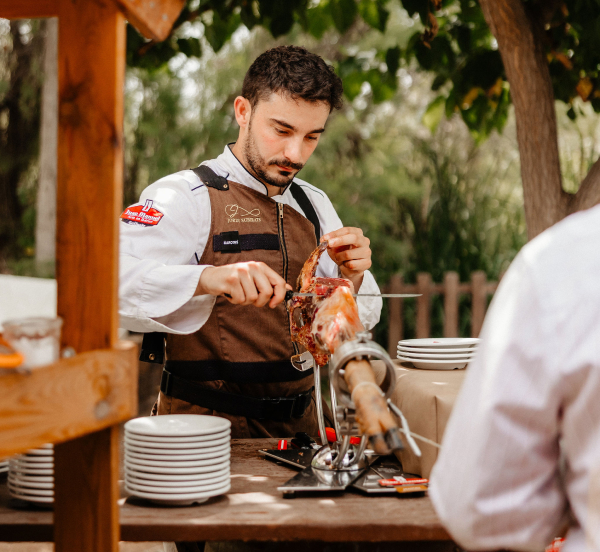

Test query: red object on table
[277,439,288,450]
[325,427,361,445]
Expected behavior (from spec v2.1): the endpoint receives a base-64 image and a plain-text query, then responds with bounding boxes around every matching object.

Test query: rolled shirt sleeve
[119,171,216,334]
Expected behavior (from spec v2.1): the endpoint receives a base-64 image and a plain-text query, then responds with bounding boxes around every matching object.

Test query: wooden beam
[0,343,137,459]
[55,0,127,550]
[54,426,121,551]
[113,0,185,41]
[0,0,58,19]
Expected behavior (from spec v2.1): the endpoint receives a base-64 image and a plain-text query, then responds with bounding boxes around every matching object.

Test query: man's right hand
[195,262,291,309]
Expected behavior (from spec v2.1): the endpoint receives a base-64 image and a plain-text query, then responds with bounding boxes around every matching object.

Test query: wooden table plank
[0,439,451,543]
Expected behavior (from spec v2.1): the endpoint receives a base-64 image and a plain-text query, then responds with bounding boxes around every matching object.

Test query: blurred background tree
[2,0,599,339]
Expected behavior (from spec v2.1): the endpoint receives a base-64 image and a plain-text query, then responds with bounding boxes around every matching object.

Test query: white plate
[396,356,469,370]
[125,463,229,480]
[126,469,229,487]
[8,489,54,503]
[125,460,229,475]
[8,466,54,476]
[9,460,54,469]
[5,472,53,483]
[397,345,478,354]
[125,453,230,469]
[125,429,230,444]
[398,338,480,348]
[126,449,231,462]
[14,454,54,462]
[21,449,54,456]
[125,442,229,457]
[8,475,54,489]
[125,415,231,438]
[125,443,229,457]
[396,349,476,360]
[8,481,54,497]
[125,435,230,450]
[125,482,230,505]
[126,476,229,494]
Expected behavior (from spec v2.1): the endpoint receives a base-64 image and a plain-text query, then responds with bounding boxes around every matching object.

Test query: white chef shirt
[429,203,600,552]
[119,144,382,335]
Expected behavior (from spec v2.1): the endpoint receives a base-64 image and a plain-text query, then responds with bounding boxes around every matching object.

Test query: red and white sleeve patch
[120,200,164,226]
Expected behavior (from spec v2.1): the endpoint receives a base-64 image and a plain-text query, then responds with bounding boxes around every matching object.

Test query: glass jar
[2,317,63,369]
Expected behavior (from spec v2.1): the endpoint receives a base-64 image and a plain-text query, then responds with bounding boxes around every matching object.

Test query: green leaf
[400,0,429,26]
[300,4,333,39]
[358,0,390,32]
[176,38,202,58]
[204,11,242,52]
[385,46,401,76]
[422,95,446,132]
[431,73,447,91]
[329,0,359,34]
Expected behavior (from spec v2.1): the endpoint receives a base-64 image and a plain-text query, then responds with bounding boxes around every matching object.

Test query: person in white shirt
[119,45,382,440]
[430,204,600,552]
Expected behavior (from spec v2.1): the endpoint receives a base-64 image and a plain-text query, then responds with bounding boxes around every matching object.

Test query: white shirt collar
[212,144,289,199]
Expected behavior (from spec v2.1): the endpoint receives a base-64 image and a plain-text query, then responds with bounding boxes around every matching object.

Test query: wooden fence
[384,271,502,356]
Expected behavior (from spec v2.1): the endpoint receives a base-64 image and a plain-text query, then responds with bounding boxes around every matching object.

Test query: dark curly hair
[241,45,344,112]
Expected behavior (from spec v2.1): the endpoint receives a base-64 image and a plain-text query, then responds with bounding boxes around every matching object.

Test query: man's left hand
[322,227,372,291]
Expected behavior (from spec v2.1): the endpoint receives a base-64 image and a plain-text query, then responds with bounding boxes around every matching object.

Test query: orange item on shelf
[0,335,24,369]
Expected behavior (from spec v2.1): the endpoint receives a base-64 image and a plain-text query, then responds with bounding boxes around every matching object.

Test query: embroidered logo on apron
[225,204,261,223]
[120,199,164,226]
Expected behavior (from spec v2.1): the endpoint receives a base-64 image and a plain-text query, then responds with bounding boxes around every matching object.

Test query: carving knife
[285,291,421,301]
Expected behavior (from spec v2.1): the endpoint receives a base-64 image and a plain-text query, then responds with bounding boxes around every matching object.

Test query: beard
[243,121,304,189]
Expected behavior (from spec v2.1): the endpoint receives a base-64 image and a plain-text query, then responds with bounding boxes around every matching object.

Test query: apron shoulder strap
[289,182,321,244]
[191,165,230,191]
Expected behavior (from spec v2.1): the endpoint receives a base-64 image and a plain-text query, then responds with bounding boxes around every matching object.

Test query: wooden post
[443,271,459,337]
[416,272,431,339]
[471,271,487,338]
[53,0,125,550]
[387,274,404,355]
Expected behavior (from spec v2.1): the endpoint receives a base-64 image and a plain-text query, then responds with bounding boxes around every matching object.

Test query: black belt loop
[160,369,314,422]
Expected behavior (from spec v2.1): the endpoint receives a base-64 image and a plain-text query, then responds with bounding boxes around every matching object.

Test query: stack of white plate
[0,459,8,475]
[7,444,54,504]
[124,414,232,506]
[397,338,480,369]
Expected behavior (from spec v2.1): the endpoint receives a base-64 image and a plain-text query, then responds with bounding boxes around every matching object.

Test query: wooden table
[0,439,453,548]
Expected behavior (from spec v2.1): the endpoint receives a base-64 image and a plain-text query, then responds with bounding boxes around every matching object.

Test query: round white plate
[8,481,54,497]
[125,429,230,444]
[125,435,229,450]
[125,453,230,469]
[125,443,229,458]
[126,476,229,494]
[398,338,480,348]
[125,463,229,480]
[15,455,55,463]
[126,469,229,487]
[397,345,478,354]
[125,482,230,505]
[396,349,476,360]
[8,490,54,503]
[6,472,53,483]
[125,460,229,476]
[125,415,231,438]
[9,460,54,469]
[8,467,54,476]
[397,356,469,370]
[126,449,230,462]
[21,449,54,456]
[8,475,54,489]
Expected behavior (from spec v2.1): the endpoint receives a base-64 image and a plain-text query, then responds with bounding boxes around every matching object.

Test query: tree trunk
[478,0,568,240]
[36,18,58,266]
[479,0,600,239]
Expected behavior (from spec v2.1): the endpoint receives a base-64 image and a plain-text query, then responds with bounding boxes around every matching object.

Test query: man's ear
[234,96,252,129]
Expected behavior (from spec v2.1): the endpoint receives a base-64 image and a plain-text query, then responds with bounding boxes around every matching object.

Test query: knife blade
[286,291,421,300]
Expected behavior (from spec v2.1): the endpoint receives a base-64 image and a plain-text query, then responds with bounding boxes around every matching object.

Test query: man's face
[239,93,330,189]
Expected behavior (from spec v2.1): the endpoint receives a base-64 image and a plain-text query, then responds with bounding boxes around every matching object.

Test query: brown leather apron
[155,169,329,439]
